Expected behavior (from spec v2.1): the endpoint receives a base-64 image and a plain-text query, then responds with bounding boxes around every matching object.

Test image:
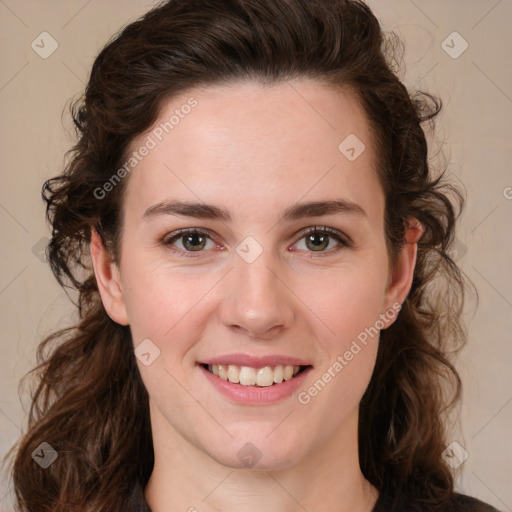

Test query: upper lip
[199,353,312,368]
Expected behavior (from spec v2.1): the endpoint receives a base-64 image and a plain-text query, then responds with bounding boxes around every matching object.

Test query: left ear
[382,217,424,323]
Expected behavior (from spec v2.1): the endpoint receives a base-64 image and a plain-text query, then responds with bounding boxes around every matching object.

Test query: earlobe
[383,217,424,325]
[90,229,129,326]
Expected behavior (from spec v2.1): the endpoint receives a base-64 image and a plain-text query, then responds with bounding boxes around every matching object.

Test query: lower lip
[198,364,312,405]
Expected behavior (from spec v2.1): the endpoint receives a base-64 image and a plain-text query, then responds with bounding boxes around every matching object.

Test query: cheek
[299,341,379,440]
[311,285,383,399]
[120,250,209,336]
[296,265,386,418]
[120,253,229,387]
[298,258,389,344]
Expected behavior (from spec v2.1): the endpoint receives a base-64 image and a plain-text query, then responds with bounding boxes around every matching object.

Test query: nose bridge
[236,241,279,298]
[218,236,294,337]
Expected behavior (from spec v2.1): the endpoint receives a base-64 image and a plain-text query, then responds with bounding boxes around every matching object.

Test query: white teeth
[273,364,284,383]
[283,365,294,381]
[207,364,303,387]
[227,364,240,383]
[239,366,257,385]
[218,364,228,381]
[256,366,274,387]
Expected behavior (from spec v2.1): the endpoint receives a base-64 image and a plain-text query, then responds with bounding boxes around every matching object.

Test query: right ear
[90,229,129,326]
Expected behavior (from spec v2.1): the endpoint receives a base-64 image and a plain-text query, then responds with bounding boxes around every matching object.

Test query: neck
[145,402,379,512]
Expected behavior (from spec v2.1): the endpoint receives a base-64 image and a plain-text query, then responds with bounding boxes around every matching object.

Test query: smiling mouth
[200,363,311,387]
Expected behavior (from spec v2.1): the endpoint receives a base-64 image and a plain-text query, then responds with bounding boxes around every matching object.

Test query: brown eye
[294,227,350,254]
[305,232,330,251]
[180,232,208,251]
[163,229,217,257]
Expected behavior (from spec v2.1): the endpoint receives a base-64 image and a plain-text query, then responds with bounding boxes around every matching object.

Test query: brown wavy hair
[6,0,471,510]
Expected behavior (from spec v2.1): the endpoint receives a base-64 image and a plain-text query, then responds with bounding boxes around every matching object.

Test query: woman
[6,0,501,511]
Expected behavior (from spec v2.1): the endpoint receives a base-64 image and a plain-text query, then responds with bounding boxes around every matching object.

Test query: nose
[217,246,294,339]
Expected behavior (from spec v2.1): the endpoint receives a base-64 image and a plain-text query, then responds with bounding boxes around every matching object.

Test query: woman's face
[93,79,417,471]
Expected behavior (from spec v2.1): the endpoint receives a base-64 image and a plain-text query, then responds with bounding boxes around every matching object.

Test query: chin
[207,433,306,471]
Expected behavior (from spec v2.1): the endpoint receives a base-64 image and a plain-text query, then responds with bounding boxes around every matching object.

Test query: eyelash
[161,226,352,258]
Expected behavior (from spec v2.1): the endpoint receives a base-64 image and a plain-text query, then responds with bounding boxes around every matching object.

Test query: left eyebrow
[142,199,367,223]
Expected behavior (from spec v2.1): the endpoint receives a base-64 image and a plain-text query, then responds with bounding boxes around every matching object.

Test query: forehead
[123,79,384,225]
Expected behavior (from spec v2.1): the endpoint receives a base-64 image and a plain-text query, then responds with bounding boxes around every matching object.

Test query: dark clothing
[129,482,502,511]
[372,491,501,512]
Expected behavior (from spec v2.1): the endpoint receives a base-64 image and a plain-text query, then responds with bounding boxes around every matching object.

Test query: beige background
[0,0,511,510]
